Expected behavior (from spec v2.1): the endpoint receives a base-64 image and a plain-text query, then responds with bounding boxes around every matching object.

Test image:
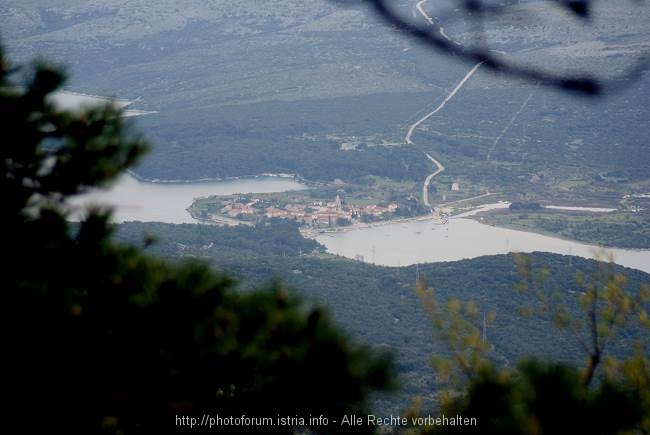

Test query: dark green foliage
[1,57,146,216]
[135,91,435,183]
[116,219,323,258]
[432,361,645,435]
[509,202,542,211]
[394,196,428,217]
[113,219,650,415]
[3,47,392,434]
[483,210,650,249]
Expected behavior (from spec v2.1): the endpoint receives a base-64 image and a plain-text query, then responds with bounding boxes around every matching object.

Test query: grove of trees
[4,0,650,429]
[3,46,392,434]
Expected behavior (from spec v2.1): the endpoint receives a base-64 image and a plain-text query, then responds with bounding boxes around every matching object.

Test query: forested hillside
[4,0,649,197]
[116,221,650,412]
[5,1,650,429]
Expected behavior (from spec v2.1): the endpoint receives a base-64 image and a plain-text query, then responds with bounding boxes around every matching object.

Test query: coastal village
[206,194,398,227]
[190,178,472,228]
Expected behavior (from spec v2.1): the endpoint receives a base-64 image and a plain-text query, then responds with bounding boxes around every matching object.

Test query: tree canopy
[2,45,392,434]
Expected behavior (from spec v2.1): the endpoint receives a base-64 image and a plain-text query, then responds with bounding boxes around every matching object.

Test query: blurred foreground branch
[331,0,649,96]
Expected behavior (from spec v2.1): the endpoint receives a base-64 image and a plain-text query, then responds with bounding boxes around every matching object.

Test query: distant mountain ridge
[2,1,649,193]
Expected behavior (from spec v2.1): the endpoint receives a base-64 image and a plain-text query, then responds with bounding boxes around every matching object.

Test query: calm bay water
[315,216,650,274]
[69,174,306,223]
[72,178,649,274]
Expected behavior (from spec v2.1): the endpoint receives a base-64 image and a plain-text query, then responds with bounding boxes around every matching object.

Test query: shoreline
[301,205,650,253]
[186,206,254,227]
[308,211,650,273]
[126,169,317,186]
[476,215,650,252]
[122,171,647,253]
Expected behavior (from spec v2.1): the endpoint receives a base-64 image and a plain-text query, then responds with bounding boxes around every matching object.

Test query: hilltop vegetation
[482,208,650,249]
[4,0,649,203]
[4,50,393,434]
[5,6,650,428]
[115,220,650,412]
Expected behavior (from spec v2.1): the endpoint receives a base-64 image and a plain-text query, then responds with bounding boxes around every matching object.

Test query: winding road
[406,0,484,208]
[405,61,485,146]
[422,153,445,207]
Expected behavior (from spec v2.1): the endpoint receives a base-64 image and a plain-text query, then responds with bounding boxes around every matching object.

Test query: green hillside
[115,221,650,412]
[4,0,648,195]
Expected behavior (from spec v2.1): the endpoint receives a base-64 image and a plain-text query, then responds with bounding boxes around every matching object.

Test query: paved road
[407,1,486,207]
[422,152,445,207]
[405,61,485,145]
[404,61,484,207]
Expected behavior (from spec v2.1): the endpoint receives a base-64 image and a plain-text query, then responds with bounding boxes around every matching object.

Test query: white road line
[486,89,536,162]
[409,1,484,207]
[405,61,484,145]
[422,152,445,207]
